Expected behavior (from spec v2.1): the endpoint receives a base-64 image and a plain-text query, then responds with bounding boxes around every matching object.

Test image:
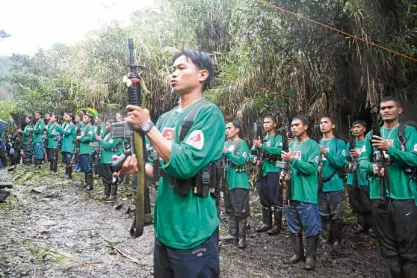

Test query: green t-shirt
[358,126,417,203]
[289,138,320,204]
[346,140,368,186]
[58,122,76,153]
[47,123,60,149]
[100,133,121,164]
[21,124,33,145]
[153,99,224,250]
[79,124,95,155]
[224,139,250,190]
[319,137,347,192]
[32,119,45,143]
[251,134,283,176]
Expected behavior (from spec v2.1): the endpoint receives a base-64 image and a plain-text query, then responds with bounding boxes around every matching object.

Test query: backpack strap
[179,100,208,142]
[398,123,406,151]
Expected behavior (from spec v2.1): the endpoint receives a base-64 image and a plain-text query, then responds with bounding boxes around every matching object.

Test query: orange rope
[255,0,417,63]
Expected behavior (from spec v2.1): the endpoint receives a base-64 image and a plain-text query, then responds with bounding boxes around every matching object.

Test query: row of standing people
[10,111,127,199]
[220,96,417,276]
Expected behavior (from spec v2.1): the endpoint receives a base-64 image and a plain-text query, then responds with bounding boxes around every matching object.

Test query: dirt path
[0,167,389,278]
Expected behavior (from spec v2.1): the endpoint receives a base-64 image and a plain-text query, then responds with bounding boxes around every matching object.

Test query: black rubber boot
[304,235,319,270]
[85,172,94,191]
[284,233,305,264]
[238,218,247,249]
[52,160,58,172]
[386,256,403,278]
[49,161,53,171]
[320,217,332,245]
[220,216,238,242]
[402,260,417,278]
[103,183,110,198]
[268,207,282,235]
[109,183,118,200]
[332,221,343,248]
[83,173,88,188]
[67,165,73,179]
[256,206,272,233]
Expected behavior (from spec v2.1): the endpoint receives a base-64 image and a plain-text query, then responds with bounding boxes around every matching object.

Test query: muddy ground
[0,166,389,278]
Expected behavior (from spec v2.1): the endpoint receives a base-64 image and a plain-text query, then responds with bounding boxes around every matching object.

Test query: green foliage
[0,100,14,123]
[2,0,416,133]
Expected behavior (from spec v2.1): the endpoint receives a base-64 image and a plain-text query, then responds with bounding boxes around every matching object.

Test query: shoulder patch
[414,144,417,152]
[162,128,175,141]
[315,156,320,163]
[242,152,248,158]
[185,130,204,150]
[342,149,346,156]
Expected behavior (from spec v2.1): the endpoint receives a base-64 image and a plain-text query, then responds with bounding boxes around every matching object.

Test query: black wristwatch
[140,121,154,134]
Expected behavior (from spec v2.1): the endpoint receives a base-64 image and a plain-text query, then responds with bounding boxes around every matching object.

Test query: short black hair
[226,119,241,130]
[292,114,310,126]
[172,50,214,91]
[352,120,367,128]
[320,116,334,124]
[264,115,277,123]
[64,112,74,119]
[381,96,402,108]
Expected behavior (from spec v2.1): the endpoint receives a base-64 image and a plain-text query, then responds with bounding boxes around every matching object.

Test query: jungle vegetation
[1,0,416,138]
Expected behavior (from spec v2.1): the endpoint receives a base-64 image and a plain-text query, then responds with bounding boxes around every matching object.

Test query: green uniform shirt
[346,140,368,186]
[152,99,224,250]
[252,134,283,176]
[32,119,45,143]
[289,138,320,204]
[58,122,76,153]
[21,124,33,145]
[79,124,95,155]
[358,126,417,203]
[319,137,347,192]
[47,123,60,149]
[100,133,121,164]
[224,139,250,190]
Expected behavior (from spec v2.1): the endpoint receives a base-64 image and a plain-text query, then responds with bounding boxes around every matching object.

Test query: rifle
[347,115,358,189]
[278,124,291,204]
[110,38,146,238]
[370,105,389,202]
[251,122,263,181]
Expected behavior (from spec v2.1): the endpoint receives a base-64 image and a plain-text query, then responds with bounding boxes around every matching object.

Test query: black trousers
[101,164,113,186]
[47,148,58,163]
[347,185,373,229]
[372,199,417,260]
[224,188,250,218]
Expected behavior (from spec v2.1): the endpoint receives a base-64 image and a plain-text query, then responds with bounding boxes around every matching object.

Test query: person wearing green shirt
[72,114,82,172]
[358,96,417,277]
[32,112,46,168]
[318,116,347,248]
[76,112,96,191]
[118,50,223,277]
[19,115,33,165]
[58,112,76,179]
[281,115,321,271]
[93,115,106,178]
[220,120,250,248]
[345,120,373,235]
[251,116,284,235]
[96,119,121,199]
[46,114,60,173]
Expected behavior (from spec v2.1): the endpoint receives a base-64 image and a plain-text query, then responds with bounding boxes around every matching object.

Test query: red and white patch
[414,144,417,152]
[341,149,346,156]
[266,141,270,147]
[315,156,320,163]
[322,148,329,160]
[162,128,175,141]
[185,130,204,150]
[356,147,364,155]
[293,151,301,161]
[387,139,394,147]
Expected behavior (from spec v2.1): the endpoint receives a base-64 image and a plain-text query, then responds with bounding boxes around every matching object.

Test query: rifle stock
[371,105,386,202]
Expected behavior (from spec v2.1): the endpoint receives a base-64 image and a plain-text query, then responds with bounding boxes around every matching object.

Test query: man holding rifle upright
[359,96,417,278]
[118,50,224,277]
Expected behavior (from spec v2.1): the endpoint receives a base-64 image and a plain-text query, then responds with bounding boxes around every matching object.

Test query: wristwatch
[140,121,154,134]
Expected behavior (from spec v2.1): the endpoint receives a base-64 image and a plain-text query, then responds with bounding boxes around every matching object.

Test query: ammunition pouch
[261,152,279,163]
[167,161,223,198]
[228,162,246,173]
